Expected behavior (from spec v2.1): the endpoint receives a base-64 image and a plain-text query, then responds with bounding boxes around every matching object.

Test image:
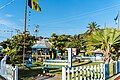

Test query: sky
[0,0,120,42]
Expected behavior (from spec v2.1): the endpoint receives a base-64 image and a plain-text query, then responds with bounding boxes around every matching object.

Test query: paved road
[36,74,61,80]
[114,74,120,80]
[0,76,5,80]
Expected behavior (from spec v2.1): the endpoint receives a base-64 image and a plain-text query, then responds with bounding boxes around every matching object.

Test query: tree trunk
[103,45,111,63]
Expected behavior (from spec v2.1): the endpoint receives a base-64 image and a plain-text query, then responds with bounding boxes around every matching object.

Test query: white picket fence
[0,55,18,80]
[62,63,105,80]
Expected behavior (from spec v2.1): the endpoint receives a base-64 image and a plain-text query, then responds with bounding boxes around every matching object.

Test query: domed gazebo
[31,39,52,61]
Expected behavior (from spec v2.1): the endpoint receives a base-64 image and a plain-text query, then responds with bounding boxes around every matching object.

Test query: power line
[0,0,14,10]
[41,3,120,26]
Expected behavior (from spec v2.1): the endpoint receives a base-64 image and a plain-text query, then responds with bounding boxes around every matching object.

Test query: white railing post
[115,61,118,74]
[103,63,106,80]
[87,66,90,80]
[97,64,100,79]
[1,55,7,75]
[62,67,66,80]
[67,68,70,80]
[90,65,93,80]
[80,66,82,80]
[72,67,74,80]
[76,67,79,80]
[83,66,86,80]
[94,65,97,79]
[14,66,18,80]
[119,60,120,73]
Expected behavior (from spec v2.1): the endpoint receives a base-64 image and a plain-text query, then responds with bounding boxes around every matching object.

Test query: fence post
[14,66,18,80]
[101,63,104,80]
[1,55,7,75]
[67,67,70,80]
[80,66,82,80]
[86,66,90,80]
[115,61,117,74]
[76,67,79,80]
[104,63,109,79]
[94,65,97,79]
[62,67,66,80]
[100,63,104,80]
[83,66,86,80]
[97,64,100,79]
[72,67,74,80]
[90,65,93,80]
[116,61,119,74]
[118,60,120,73]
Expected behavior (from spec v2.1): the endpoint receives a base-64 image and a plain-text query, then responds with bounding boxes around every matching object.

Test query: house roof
[31,39,51,49]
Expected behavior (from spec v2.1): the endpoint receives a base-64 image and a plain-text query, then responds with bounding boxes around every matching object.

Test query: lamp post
[34,25,39,39]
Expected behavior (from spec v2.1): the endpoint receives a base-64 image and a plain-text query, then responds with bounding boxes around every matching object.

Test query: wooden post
[62,67,66,80]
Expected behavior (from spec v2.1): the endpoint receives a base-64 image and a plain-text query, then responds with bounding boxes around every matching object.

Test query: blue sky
[0,0,120,42]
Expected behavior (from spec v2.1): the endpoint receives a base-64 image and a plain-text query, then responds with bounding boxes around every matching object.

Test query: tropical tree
[87,28,120,63]
[86,22,100,34]
[1,32,35,63]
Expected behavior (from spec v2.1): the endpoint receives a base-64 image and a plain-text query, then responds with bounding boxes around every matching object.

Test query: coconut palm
[86,22,100,34]
[87,28,120,63]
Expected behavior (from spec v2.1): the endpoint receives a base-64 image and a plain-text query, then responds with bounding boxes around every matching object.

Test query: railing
[76,56,104,61]
[43,60,68,66]
[0,56,18,80]
[62,60,120,80]
[62,63,105,80]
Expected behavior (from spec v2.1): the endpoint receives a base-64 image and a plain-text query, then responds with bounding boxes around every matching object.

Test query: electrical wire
[41,3,120,27]
[0,0,14,10]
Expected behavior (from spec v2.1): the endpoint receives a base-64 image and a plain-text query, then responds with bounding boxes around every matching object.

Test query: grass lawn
[18,61,93,80]
[18,62,43,80]
[18,60,107,80]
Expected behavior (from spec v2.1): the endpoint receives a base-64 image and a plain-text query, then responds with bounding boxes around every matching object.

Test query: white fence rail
[62,60,120,80]
[62,63,105,80]
[0,55,18,80]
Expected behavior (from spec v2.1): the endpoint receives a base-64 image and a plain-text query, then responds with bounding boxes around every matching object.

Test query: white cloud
[5,14,13,18]
[19,18,24,23]
[0,19,17,29]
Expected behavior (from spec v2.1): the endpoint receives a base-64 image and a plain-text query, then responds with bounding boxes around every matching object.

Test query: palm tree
[86,22,100,34]
[87,28,120,63]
